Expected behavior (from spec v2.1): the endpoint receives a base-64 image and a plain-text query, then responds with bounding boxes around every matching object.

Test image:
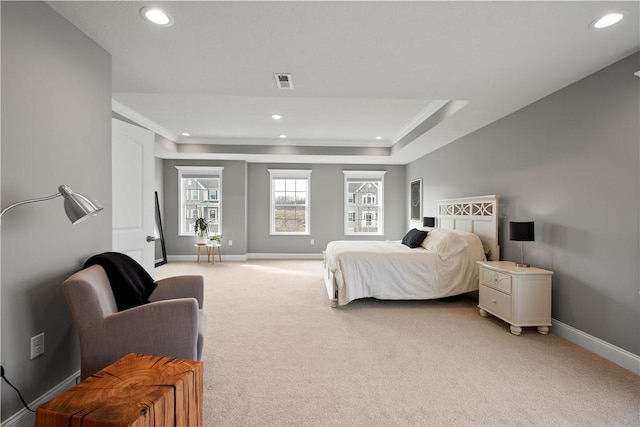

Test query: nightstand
[477,261,553,335]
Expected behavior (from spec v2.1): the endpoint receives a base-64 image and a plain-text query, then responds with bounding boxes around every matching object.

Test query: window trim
[176,166,224,236]
[269,169,312,235]
[343,170,386,236]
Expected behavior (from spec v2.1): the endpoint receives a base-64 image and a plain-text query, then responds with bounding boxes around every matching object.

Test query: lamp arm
[0,193,62,219]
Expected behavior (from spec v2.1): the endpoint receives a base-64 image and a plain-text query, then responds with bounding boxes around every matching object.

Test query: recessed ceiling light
[140,7,174,26]
[591,12,624,29]
[272,114,282,120]
[181,132,190,136]
[375,136,383,140]
[279,135,287,139]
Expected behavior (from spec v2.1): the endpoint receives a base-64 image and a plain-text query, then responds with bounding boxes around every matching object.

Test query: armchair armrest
[103,298,199,361]
[150,275,204,308]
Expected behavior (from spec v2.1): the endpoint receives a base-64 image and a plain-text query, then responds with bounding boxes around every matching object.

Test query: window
[363,212,375,226]
[207,189,219,201]
[269,169,311,235]
[176,166,223,236]
[344,170,385,235]
[187,189,199,201]
[362,193,376,205]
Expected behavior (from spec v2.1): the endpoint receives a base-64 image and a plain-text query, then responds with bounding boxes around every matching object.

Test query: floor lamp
[0,185,102,414]
[0,184,103,223]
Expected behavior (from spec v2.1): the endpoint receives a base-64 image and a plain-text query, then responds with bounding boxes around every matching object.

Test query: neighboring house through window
[344,170,385,235]
[269,169,311,235]
[176,166,223,236]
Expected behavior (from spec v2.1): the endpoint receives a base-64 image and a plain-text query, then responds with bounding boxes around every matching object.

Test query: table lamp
[510,221,534,267]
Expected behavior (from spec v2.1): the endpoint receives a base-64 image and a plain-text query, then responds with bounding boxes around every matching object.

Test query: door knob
[146,235,156,242]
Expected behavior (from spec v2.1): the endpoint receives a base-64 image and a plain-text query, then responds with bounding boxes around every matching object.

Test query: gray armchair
[62,265,207,380]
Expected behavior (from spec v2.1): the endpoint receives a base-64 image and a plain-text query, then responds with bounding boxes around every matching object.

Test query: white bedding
[325,230,486,306]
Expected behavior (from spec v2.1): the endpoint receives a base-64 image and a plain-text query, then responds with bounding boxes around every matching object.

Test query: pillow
[421,228,468,260]
[401,228,428,248]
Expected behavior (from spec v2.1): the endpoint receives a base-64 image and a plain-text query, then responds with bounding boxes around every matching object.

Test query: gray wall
[163,160,249,256]
[161,161,406,256]
[248,163,406,254]
[406,53,640,355]
[1,1,112,420]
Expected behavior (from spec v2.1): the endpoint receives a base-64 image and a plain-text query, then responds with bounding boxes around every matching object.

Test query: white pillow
[421,228,469,260]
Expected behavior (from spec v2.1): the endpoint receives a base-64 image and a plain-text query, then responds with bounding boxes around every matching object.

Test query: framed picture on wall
[410,179,422,221]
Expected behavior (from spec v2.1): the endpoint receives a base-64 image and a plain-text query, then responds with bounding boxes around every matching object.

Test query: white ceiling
[48,1,639,164]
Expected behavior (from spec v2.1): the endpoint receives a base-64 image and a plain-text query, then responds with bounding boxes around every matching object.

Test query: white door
[112,119,155,276]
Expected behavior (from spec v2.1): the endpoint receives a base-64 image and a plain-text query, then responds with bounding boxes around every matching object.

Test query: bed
[323,195,500,307]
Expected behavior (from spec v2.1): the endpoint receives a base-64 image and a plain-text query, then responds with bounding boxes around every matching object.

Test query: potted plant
[208,233,222,245]
[194,216,209,244]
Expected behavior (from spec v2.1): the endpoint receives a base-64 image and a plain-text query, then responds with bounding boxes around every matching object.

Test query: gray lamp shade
[510,221,535,242]
[423,217,435,227]
[59,185,104,224]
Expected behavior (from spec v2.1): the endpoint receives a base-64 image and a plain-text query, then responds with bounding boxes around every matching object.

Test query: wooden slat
[36,353,203,427]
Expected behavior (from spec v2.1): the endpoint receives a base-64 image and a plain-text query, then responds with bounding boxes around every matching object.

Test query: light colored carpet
[156,260,639,426]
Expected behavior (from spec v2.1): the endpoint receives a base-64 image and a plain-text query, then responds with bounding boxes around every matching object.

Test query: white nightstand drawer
[479,285,512,320]
[481,268,512,294]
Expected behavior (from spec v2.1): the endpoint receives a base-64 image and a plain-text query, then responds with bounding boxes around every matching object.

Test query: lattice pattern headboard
[436,195,500,260]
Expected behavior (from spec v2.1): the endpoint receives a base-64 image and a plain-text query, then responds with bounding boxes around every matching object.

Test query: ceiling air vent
[274,73,293,90]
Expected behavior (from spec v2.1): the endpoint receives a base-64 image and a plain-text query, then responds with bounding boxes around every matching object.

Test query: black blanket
[83,252,157,311]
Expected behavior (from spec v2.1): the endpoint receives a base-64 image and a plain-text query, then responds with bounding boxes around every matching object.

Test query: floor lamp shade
[0,184,103,225]
[59,185,104,224]
[423,217,435,227]
[510,221,534,267]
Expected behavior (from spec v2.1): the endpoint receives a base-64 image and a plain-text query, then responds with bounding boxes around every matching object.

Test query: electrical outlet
[228,240,233,246]
[30,333,44,359]
[310,239,315,245]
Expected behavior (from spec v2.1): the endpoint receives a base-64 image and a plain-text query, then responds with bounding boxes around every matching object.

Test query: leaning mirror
[154,192,167,267]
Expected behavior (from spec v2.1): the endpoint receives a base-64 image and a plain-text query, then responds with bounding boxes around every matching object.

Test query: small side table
[195,242,222,264]
[36,353,203,426]
[207,241,222,263]
[195,243,207,263]
[477,261,553,335]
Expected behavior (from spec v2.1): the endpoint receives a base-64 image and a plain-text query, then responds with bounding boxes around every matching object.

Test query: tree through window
[269,169,311,235]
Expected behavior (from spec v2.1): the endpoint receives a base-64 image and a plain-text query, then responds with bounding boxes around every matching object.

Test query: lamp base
[515,262,530,268]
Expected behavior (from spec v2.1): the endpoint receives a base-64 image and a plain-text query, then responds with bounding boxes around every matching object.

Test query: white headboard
[436,195,500,260]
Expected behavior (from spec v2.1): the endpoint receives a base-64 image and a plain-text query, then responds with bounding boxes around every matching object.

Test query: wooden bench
[35,353,203,426]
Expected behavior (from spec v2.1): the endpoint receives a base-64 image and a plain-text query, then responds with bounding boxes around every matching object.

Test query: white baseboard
[167,253,323,262]
[167,254,249,262]
[552,319,640,375]
[248,253,323,260]
[2,370,80,427]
